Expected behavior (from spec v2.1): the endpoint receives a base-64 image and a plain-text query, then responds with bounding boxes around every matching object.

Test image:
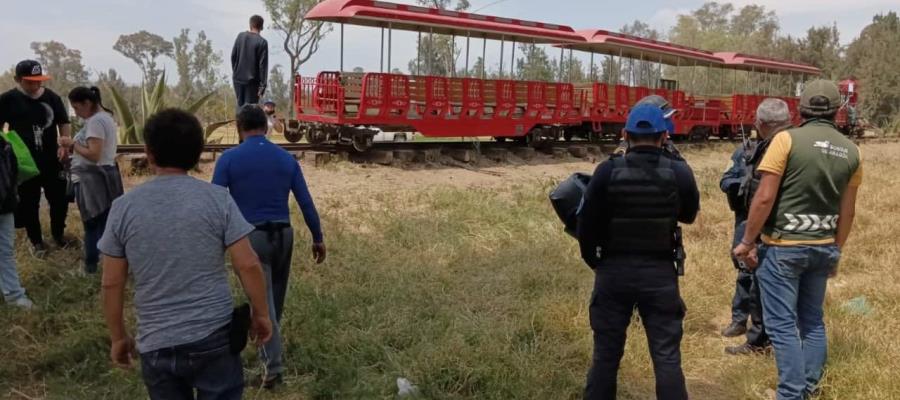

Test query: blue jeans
[82,210,108,273]
[74,182,109,273]
[0,213,27,302]
[140,324,243,400]
[756,244,840,400]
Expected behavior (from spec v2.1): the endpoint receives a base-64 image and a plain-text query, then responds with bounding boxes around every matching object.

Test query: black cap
[15,60,51,81]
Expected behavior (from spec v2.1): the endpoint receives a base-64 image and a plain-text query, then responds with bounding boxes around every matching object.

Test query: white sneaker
[11,297,34,310]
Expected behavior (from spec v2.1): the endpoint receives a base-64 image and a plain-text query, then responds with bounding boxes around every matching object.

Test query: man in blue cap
[614,95,682,159]
[577,103,699,400]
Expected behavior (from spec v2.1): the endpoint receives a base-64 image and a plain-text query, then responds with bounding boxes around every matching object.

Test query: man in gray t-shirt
[100,109,271,400]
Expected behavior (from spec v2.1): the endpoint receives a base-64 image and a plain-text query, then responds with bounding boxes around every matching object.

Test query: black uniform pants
[744,271,769,347]
[15,170,68,245]
[585,263,688,400]
[233,81,261,113]
[731,221,769,347]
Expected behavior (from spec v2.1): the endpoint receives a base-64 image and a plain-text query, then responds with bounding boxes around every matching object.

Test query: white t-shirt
[72,111,118,170]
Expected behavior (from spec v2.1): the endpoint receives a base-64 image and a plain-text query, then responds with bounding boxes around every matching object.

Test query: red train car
[292,0,826,150]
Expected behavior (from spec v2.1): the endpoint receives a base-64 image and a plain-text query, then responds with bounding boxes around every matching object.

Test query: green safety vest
[763,119,860,242]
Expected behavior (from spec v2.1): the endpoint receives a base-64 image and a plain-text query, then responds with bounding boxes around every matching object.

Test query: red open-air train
[287,0,860,151]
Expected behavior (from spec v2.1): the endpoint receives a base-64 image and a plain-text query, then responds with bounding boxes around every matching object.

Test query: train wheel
[351,134,374,152]
[689,127,711,142]
[308,130,328,145]
[284,123,304,143]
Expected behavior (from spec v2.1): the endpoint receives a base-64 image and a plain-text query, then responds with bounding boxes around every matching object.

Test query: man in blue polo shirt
[213,105,326,389]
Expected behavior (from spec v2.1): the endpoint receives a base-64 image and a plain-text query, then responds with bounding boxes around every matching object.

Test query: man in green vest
[733,80,862,400]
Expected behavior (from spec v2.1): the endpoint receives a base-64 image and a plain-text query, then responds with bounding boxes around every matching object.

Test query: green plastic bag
[1,130,40,184]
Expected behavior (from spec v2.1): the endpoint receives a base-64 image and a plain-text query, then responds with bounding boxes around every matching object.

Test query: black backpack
[0,136,19,212]
[549,173,592,238]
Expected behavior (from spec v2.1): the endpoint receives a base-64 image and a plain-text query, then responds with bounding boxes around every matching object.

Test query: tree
[845,12,900,128]
[0,66,16,94]
[668,2,784,94]
[173,29,223,102]
[268,64,291,110]
[516,44,555,82]
[30,41,90,94]
[113,31,174,86]
[619,21,662,87]
[263,0,331,117]
[796,24,843,79]
[407,0,470,76]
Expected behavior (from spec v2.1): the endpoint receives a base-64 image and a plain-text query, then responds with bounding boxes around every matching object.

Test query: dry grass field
[0,142,898,399]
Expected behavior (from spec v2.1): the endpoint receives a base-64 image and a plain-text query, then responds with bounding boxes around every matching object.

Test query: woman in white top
[59,86,121,274]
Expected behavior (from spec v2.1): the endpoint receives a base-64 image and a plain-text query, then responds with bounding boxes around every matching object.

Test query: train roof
[305,0,585,44]
[715,52,821,75]
[560,30,723,66]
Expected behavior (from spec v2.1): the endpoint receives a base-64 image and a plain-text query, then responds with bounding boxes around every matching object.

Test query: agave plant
[107,71,216,144]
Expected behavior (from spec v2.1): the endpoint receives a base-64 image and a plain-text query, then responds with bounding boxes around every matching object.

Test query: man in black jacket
[0,60,72,255]
[232,15,269,110]
[577,104,700,400]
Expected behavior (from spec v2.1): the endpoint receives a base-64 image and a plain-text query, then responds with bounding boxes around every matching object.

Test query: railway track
[117,135,896,156]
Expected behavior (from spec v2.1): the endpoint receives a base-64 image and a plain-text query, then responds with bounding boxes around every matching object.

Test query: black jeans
[585,262,688,400]
[15,170,68,245]
[233,81,261,112]
[140,324,243,400]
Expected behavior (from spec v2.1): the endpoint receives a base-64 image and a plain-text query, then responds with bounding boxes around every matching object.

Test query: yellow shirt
[756,131,863,246]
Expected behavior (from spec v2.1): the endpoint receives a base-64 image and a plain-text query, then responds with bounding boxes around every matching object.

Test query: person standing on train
[232,15,269,111]
[734,81,862,399]
[578,104,699,400]
[212,105,326,390]
[719,99,791,354]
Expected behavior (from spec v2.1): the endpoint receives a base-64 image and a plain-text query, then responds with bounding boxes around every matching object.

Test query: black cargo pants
[584,261,688,400]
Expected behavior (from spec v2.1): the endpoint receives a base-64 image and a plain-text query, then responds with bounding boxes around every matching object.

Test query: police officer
[720,140,752,338]
[720,99,790,354]
[577,104,700,400]
[614,95,682,159]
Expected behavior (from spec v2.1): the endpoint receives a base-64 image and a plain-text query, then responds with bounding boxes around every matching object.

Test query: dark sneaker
[248,373,283,390]
[721,321,747,337]
[84,263,99,274]
[53,235,78,249]
[725,343,771,355]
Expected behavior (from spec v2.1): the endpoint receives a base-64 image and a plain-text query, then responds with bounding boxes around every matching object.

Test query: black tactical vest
[601,154,680,256]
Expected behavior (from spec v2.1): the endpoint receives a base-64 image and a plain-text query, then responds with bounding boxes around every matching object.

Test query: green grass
[2,144,899,399]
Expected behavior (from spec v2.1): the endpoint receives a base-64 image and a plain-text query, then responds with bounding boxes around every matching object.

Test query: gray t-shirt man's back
[99,175,254,353]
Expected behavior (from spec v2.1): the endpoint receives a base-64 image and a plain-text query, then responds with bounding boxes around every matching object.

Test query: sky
[1,0,896,84]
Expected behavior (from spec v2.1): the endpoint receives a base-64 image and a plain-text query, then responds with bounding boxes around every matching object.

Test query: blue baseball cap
[625,104,668,135]
[263,99,276,106]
